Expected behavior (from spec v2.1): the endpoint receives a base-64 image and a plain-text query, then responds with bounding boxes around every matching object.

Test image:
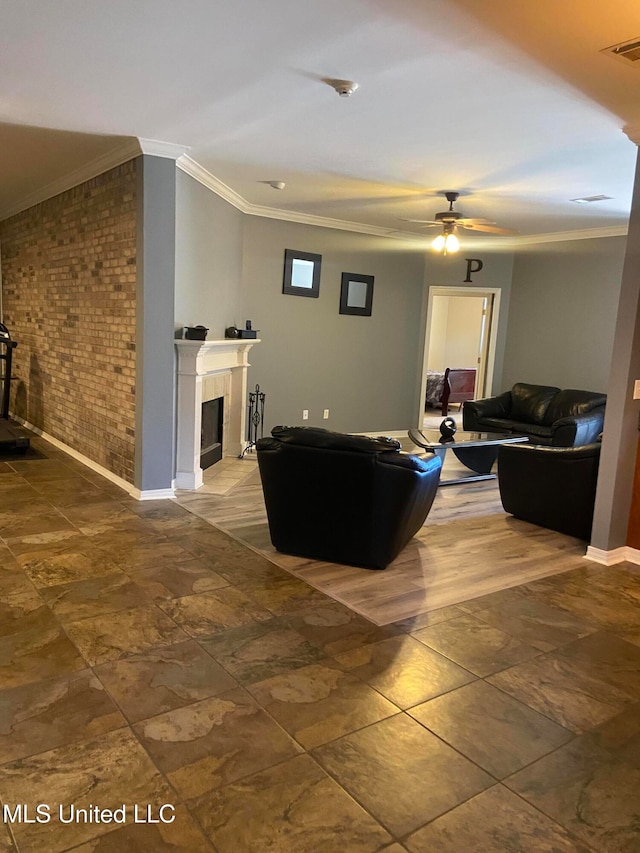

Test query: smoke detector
[267,181,286,190]
[324,78,359,97]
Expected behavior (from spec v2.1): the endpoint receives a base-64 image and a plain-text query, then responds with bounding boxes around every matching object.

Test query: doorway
[419,286,501,423]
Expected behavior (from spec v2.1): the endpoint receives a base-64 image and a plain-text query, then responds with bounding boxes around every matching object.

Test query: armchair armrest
[550,412,604,447]
[463,391,511,430]
[379,451,442,474]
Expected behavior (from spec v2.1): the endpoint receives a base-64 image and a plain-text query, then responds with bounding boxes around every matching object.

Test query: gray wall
[135,155,177,493]
[502,237,626,392]
[175,171,244,339]
[241,218,426,433]
[592,149,640,551]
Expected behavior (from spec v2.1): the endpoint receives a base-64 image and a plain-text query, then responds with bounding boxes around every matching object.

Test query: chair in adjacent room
[256,425,442,570]
[440,367,476,416]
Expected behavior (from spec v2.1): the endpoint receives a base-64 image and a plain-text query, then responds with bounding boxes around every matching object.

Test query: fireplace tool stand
[239,384,265,458]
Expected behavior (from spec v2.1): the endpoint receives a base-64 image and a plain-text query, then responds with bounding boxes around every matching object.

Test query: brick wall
[0,160,137,483]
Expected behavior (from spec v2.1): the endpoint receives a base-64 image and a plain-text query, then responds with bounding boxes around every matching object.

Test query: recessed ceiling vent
[571,194,613,204]
[602,37,640,65]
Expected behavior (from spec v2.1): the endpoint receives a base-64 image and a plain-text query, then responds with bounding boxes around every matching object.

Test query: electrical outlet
[302,409,309,420]
[323,409,330,419]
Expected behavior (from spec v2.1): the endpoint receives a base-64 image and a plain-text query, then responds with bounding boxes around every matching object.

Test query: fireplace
[201,397,223,469]
[175,339,260,490]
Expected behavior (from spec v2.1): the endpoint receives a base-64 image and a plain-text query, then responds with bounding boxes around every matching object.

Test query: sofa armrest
[550,412,604,447]
[463,391,511,430]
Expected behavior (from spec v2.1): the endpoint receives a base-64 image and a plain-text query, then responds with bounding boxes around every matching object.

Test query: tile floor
[1,434,640,851]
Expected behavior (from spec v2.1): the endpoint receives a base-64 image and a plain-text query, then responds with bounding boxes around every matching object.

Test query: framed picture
[282,249,321,298]
[339,272,374,316]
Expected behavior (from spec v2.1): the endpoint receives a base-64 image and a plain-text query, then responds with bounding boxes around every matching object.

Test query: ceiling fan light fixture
[432,222,460,254]
[445,232,460,253]
[416,191,515,244]
[431,233,446,252]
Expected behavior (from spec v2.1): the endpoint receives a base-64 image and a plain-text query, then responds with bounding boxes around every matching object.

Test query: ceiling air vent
[602,37,640,65]
[570,195,613,204]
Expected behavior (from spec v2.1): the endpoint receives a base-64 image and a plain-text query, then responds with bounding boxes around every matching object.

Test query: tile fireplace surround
[175,339,260,490]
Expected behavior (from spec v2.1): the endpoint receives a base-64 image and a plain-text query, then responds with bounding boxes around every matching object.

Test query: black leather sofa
[256,425,442,570]
[463,382,606,446]
[498,441,601,540]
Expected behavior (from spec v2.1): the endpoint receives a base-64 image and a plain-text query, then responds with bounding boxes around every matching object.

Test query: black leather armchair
[463,383,606,447]
[256,426,442,570]
[498,441,601,540]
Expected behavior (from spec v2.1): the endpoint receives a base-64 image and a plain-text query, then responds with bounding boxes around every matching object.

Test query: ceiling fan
[402,191,518,253]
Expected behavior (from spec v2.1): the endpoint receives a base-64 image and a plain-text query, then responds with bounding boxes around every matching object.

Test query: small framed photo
[282,249,322,298]
[339,272,374,316]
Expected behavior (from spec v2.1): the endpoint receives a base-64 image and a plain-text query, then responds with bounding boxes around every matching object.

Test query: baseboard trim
[130,487,177,501]
[585,545,635,565]
[623,547,640,566]
[8,416,163,500]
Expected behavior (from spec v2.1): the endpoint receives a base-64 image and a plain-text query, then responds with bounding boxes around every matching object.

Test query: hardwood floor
[175,426,588,626]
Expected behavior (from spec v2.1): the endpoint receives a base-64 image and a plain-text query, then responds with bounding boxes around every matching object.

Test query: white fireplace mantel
[175,339,260,490]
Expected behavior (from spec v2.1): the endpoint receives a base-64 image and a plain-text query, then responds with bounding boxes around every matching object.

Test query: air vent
[571,195,613,204]
[602,38,640,65]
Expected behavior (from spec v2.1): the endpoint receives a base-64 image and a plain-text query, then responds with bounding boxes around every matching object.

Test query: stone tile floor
[1,435,640,851]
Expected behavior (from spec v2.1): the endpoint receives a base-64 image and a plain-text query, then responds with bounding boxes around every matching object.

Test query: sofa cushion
[475,417,553,439]
[270,425,401,454]
[543,389,607,425]
[515,422,553,439]
[474,417,521,434]
[510,383,560,425]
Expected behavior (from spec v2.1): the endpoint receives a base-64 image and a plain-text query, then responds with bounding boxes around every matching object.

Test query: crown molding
[499,225,628,247]
[0,138,143,221]
[176,154,419,239]
[177,155,250,212]
[2,139,629,248]
[176,155,629,246]
[138,138,190,159]
[243,202,409,238]
[0,137,191,222]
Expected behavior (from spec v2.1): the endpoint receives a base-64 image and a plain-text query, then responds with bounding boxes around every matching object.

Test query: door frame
[417,285,502,426]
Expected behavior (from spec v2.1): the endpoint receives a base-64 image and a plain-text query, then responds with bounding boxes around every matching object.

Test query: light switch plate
[634,380,640,400]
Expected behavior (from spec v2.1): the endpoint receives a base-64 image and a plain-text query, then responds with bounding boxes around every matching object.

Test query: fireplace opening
[201,397,223,469]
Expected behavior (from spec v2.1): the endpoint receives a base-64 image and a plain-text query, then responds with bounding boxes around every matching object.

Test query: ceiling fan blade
[400,218,439,225]
[457,217,496,226]
[459,223,519,235]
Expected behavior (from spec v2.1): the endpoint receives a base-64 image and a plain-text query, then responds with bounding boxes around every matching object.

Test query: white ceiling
[1,0,640,248]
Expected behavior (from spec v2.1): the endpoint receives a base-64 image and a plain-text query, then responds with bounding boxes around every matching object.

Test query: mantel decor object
[184,325,209,341]
[239,320,258,339]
